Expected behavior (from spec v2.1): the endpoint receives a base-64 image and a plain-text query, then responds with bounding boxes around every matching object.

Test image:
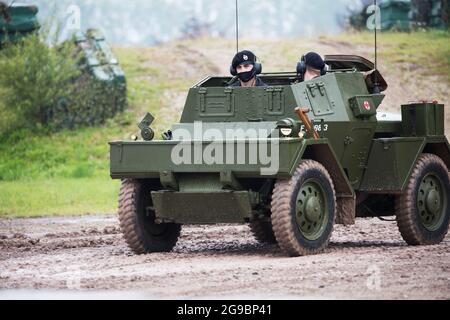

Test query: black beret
[232,50,256,69]
[304,52,325,70]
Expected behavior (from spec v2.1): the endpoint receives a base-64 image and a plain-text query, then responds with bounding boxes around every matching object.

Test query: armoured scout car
[110,55,450,257]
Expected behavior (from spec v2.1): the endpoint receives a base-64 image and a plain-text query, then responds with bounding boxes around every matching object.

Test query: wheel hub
[425,189,441,214]
[305,196,321,222]
[417,174,446,231]
[295,179,328,241]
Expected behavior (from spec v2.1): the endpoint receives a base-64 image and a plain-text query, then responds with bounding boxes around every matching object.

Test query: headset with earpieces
[297,53,328,81]
[230,55,262,76]
[296,54,307,78]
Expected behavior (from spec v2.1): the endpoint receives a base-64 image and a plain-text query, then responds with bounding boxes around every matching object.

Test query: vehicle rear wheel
[271,160,336,257]
[249,219,277,244]
[396,154,450,245]
[118,179,181,254]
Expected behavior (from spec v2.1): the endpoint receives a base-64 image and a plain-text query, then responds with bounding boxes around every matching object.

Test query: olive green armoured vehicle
[110,55,450,257]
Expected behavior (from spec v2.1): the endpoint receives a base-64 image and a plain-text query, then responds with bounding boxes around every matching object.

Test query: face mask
[237,68,256,83]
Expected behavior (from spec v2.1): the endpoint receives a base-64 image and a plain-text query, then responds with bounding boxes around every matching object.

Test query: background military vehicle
[0,1,39,46]
[110,54,449,257]
[52,29,127,129]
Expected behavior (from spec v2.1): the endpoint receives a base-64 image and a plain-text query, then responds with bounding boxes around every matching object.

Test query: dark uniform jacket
[229,77,268,87]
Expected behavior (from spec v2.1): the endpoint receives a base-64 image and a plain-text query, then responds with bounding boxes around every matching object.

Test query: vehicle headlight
[276,118,301,138]
[280,128,293,137]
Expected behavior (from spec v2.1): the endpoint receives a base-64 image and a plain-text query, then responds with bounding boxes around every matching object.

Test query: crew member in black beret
[230,50,267,87]
[297,52,327,82]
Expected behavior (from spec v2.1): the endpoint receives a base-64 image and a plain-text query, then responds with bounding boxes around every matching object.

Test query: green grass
[0,127,117,181]
[0,178,120,217]
[332,30,450,80]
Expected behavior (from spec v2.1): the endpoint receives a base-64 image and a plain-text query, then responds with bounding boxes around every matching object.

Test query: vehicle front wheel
[271,160,336,257]
[118,179,181,254]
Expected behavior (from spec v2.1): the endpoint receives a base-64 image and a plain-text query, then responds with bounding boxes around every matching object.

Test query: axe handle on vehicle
[295,107,320,140]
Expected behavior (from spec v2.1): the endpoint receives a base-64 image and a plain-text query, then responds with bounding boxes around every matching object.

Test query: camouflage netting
[47,76,127,130]
[46,29,127,130]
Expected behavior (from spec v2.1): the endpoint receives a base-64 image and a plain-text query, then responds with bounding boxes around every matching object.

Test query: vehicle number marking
[301,124,329,132]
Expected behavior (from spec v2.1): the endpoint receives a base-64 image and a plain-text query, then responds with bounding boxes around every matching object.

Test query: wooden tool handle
[295,107,320,140]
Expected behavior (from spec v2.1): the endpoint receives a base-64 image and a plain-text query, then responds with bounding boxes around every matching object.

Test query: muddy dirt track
[0,215,449,300]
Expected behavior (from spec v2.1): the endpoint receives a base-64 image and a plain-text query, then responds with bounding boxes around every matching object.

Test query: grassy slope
[0,31,448,217]
[336,31,450,79]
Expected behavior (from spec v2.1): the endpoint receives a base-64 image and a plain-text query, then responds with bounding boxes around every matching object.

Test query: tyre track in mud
[0,215,449,299]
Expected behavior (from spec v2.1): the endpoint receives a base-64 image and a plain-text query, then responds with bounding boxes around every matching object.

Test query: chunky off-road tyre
[271,160,336,257]
[249,219,277,244]
[396,154,450,245]
[118,179,181,254]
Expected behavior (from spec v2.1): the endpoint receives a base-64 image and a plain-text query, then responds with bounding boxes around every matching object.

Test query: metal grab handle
[294,107,320,140]
[247,118,264,122]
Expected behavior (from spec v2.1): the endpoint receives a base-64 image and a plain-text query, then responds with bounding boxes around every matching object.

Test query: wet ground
[0,215,449,299]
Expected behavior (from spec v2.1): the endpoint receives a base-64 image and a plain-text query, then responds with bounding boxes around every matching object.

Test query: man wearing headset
[297,52,327,82]
[229,50,267,87]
